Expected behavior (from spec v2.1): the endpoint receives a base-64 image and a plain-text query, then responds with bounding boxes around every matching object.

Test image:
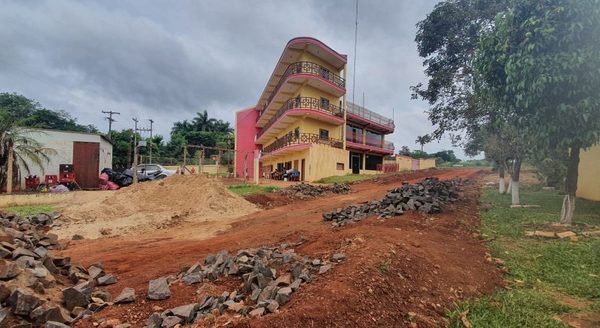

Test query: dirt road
[64,168,504,327]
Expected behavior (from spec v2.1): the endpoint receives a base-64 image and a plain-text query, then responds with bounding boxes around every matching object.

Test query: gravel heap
[0,212,120,327]
[323,177,463,226]
[280,183,351,199]
[143,243,345,326]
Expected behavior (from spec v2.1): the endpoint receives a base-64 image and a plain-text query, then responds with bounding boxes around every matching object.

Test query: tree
[398,145,411,156]
[415,135,431,152]
[432,150,459,163]
[412,0,508,142]
[475,0,600,223]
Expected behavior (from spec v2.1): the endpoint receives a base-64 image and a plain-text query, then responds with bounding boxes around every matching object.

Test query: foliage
[415,134,432,151]
[227,184,279,196]
[533,150,567,189]
[448,187,600,327]
[398,145,411,156]
[315,174,379,184]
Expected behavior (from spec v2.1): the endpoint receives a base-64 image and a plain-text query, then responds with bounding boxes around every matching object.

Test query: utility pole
[148,119,154,164]
[102,110,120,135]
[132,118,139,184]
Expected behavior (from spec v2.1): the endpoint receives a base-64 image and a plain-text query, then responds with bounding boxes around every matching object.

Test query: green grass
[2,204,55,216]
[449,187,600,327]
[315,173,379,184]
[227,184,279,196]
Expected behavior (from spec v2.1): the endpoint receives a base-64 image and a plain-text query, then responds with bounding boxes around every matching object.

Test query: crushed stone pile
[0,212,120,327]
[323,177,464,226]
[60,175,257,238]
[141,243,345,326]
[280,182,351,199]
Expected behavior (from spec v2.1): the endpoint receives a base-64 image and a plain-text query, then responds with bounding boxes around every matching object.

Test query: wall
[577,144,600,201]
[306,144,349,181]
[419,158,436,170]
[299,51,340,76]
[19,129,111,189]
[234,107,261,179]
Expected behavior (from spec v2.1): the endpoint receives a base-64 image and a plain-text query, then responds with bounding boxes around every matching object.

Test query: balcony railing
[347,102,395,130]
[262,61,345,114]
[346,136,395,152]
[263,132,343,154]
[257,97,344,139]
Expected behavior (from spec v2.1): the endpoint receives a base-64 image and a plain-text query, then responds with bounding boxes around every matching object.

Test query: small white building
[20,128,113,189]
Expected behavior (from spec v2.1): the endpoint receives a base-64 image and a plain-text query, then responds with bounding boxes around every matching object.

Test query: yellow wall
[577,144,600,201]
[419,158,436,170]
[306,144,349,181]
[299,52,340,76]
[384,156,413,171]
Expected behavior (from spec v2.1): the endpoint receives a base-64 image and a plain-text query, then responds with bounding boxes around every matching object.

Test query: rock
[160,316,182,328]
[275,287,292,305]
[331,253,346,262]
[71,234,84,240]
[147,277,171,300]
[0,284,10,302]
[114,288,136,303]
[12,247,39,259]
[45,321,70,328]
[13,290,41,316]
[33,247,48,259]
[31,266,49,278]
[318,264,332,274]
[266,300,279,313]
[146,313,162,328]
[257,285,277,303]
[92,290,112,302]
[311,259,321,266]
[30,304,70,324]
[182,272,203,285]
[223,300,245,313]
[0,246,11,259]
[534,231,557,238]
[0,259,22,279]
[99,318,122,327]
[97,274,117,286]
[88,265,104,280]
[115,324,131,328]
[62,283,91,311]
[275,273,291,286]
[43,258,58,274]
[169,303,198,323]
[249,307,265,317]
[0,308,9,325]
[289,279,302,291]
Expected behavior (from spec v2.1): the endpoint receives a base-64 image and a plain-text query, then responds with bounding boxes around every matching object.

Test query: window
[320,97,330,110]
[366,155,383,170]
[336,163,344,170]
[319,129,329,140]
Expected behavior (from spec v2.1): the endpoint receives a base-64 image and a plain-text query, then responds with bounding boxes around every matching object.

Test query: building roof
[24,127,113,145]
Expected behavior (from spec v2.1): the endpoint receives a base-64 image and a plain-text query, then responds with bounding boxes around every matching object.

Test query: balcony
[256,97,345,144]
[346,136,394,155]
[346,102,395,134]
[261,132,343,159]
[257,62,346,127]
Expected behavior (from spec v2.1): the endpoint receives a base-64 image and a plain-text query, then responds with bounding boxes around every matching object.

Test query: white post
[253,157,259,185]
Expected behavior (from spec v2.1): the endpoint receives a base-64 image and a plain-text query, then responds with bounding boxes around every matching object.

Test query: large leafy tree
[475,0,600,223]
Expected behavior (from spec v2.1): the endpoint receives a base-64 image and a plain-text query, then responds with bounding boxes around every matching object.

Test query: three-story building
[235,37,395,182]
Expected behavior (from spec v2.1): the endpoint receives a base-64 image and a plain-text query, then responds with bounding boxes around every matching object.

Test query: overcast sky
[0,0,476,158]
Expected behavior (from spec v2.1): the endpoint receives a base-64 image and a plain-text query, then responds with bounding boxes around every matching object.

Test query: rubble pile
[143,243,345,326]
[281,182,351,199]
[323,177,463,226]
[0,212,120,327]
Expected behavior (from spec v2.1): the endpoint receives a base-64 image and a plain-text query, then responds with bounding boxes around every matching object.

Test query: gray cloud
[0,0,474,158]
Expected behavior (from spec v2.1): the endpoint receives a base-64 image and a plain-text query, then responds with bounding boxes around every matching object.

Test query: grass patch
[449,187,600,327]
[2,204,55,216]
[315,174,378,184]
[227,184,279,196]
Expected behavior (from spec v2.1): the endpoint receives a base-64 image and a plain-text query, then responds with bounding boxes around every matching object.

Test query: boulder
[97,274,117,286]
[249,307,265,317]
[0,259,22,279]
[169,303,198,323]
[147,277,170,300]
[318,264,332,274]
[45,321,70,328]
[145,313,162,328]
[161,316,182,328]
[13,291,41,316]
[62,283,91,311]
[30,304,70,324]
[275,287,292,305]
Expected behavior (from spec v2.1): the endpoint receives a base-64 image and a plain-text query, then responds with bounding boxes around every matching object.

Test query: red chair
[45,175,58,186]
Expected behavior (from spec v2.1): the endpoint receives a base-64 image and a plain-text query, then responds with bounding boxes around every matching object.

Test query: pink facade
[235,107,261,179]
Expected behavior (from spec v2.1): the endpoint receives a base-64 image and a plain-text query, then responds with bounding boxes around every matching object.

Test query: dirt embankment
[59,168,504,328]
[57,175,257,239]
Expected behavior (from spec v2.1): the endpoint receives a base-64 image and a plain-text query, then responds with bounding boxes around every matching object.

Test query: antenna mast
[351,0,359,106]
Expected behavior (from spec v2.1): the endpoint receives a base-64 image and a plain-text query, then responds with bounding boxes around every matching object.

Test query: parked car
[136,164,175,181]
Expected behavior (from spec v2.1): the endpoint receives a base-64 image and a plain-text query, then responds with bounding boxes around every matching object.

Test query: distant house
[19,129,113,189]
[577,144,600,201]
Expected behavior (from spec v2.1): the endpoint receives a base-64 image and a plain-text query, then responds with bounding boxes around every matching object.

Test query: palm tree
[0,124,54,191]
[415,135,432,152]
[193,110,217,132]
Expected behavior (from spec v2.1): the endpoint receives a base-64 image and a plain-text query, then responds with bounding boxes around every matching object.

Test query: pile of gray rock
[323,177,463,226]
[0,211,123,327]
[281,183,351,199]
[143,243,345,327]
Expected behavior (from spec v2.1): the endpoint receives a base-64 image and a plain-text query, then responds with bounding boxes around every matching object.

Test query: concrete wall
[419,158,436,170]
[18,129,112,189]
[577,144,600,201]
[235,107,261,179]
[306,144,349,181]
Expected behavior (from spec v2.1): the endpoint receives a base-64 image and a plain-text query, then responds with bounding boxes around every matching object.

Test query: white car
[136,164,176,178]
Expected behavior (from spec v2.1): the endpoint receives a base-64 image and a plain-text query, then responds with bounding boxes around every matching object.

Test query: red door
[73,142,100,189]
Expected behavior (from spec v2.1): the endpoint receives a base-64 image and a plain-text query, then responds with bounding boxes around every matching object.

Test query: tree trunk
[498,163,506,194]
[511,157,521,205]
[6,148,13,194]
[560,145,580,225]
